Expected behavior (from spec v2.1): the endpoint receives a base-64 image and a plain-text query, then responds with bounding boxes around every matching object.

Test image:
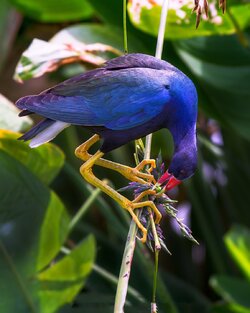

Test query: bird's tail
[19,118,70,148]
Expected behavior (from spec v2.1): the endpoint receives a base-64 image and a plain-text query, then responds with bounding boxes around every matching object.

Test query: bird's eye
[164,84,170,90]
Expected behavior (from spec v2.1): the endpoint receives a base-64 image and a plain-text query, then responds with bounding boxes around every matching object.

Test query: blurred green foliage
[128,0,250,39]
[0,0,250,312]
[210,226,250,313]
[10,0,93,22]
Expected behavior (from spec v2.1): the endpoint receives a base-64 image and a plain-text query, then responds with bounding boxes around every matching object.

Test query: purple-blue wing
[104,53,180,73]
[16,56,172,130]
[17,94,99,125]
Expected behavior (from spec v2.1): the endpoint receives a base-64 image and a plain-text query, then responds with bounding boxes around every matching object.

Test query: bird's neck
[163,96,197,154]
[168,122,197,155]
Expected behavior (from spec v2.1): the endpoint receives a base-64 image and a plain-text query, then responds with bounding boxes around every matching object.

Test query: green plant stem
[151,251,159,313]
[135,245,178,313]
[149,210,161,313]
[68,185,103,232]
[149,211,161,251]
[144,135,152,160]
[114,215,142,313]
[145,1,169,308]
[155,0,169,59]
[153,251,159,302]
[114,1,170,312]
[123,0,128,54]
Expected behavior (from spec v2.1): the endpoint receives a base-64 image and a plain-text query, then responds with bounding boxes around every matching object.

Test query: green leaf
[0,94,32,132]
[37,235,96,313]
[174,35,250,140]
[10,0,93,22]
[211,303,250,313]
[224,226,250,280]
[0,150,70,313]
[0,150,94,313]
[37,192,70,271]
[0,130,65,185]
[128,0,250,39]
[210,275,250,308]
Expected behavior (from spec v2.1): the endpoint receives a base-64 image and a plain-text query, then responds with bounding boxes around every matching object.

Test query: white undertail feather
[29,121,70,148]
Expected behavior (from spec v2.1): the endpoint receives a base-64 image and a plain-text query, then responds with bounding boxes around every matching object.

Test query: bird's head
[158,144,197,191]
[168,148,198,181]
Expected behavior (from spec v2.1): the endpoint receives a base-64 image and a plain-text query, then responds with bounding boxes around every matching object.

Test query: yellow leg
[132,190,162,224]
[133,189,156,203]
[78,150,161,243]
[75,135,156,184]
[135,159,156,174]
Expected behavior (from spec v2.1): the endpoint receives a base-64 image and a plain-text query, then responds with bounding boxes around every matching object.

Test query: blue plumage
[17,68,171,129]
[16,53,198,181]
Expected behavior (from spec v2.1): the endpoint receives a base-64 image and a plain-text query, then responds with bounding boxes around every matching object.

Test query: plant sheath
[123,0,128,54]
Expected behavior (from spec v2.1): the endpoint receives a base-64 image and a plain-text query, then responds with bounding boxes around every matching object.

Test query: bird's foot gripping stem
[131,189,162,242]
[75,136,161,243]
[78,151,161,242]
[75,135,156,185]
[128,195,162,242]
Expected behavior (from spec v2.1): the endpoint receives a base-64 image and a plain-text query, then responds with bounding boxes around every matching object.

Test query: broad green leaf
[0,94,32,132]
[37,192,70,271]
[210,276,250,308]
[0,150,94,313]
[174,35,250,140]
[224,226,250,280]
[211,303,250,313]
[0,130,64,185]
[0,150,70,313]
[10,0,93,22]
[38,235,96,313]
[128,0,250,39]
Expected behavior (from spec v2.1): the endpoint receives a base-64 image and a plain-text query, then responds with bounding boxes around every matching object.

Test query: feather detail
[29,120,70,148]
[19,118,55,141]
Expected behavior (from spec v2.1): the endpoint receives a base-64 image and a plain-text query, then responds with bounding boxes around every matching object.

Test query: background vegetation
[0,0,250,312]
